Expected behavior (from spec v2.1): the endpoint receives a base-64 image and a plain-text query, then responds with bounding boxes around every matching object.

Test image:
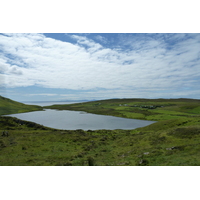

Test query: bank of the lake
[45,98,200,121]
[23,101,86,106]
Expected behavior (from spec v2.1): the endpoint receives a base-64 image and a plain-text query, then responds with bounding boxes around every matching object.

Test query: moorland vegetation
[1,96,200,166]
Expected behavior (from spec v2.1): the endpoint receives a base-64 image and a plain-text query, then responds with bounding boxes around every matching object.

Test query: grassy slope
[0,95,43,115]
[45,98,200,121]
[1,98,200,166]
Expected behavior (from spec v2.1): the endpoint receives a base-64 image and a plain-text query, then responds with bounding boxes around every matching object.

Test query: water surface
[6,109,156,130]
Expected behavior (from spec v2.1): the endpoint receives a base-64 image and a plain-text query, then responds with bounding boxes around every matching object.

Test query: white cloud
[0,57,23,76]
[94,35,107,44]
[70,35,102,53]
[0,33,200,99]
[27,93,58,96]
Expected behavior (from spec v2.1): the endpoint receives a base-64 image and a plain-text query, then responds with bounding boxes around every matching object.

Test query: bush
[168,127,200,138]
[87,157,95,166]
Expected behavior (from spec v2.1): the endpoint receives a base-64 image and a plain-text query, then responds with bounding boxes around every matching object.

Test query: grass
[1,97,200,166]
[45,98,200,121]
[0,95,43,115]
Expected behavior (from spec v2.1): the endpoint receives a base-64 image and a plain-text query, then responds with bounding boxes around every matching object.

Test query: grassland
[1,97,200,166]
[45,98,200,121]
[0,95,43,115]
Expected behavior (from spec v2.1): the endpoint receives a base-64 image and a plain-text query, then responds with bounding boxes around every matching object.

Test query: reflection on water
[6,109,156,130]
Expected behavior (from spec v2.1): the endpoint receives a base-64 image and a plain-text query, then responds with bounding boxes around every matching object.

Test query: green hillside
[1,97,200,166]
[0,95,42,115]
[45,98,200,121]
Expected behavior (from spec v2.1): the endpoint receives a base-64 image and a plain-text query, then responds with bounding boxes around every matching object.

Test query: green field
[1,97,200,166]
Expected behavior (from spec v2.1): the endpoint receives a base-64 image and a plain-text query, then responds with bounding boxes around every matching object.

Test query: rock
[166,147,175,150]
[2,131,9,137]
[138,159,149,166]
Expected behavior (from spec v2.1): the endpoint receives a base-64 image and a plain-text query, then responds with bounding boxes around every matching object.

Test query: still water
[6,109,156,130]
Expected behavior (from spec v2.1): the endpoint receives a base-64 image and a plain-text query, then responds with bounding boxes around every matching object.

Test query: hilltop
[0,95,43,115]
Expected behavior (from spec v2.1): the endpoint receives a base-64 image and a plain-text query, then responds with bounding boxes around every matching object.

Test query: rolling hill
[0,95,43,115]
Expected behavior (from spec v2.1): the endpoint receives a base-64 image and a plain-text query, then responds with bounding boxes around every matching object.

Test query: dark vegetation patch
[168,127,200,138]
[0,116,52,130]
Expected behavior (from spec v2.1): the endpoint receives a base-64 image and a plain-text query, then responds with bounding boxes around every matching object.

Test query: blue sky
[0,33,200,102]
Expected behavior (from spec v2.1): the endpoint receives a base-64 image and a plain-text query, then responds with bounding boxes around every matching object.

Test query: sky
[0,33,200,102]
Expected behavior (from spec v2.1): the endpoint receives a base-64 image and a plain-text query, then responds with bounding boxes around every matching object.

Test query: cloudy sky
[0,33,200,102]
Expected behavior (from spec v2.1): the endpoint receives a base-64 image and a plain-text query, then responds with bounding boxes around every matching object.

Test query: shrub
[87,156,95,166]
[168,127,200,138]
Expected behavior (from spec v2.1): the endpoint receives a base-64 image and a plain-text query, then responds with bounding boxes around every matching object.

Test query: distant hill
[0,95,43,115]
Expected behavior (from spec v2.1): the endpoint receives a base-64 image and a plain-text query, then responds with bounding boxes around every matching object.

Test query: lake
[6,109,156,130]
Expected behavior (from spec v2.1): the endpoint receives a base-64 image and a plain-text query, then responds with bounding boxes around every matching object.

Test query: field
[1,97,200,166]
